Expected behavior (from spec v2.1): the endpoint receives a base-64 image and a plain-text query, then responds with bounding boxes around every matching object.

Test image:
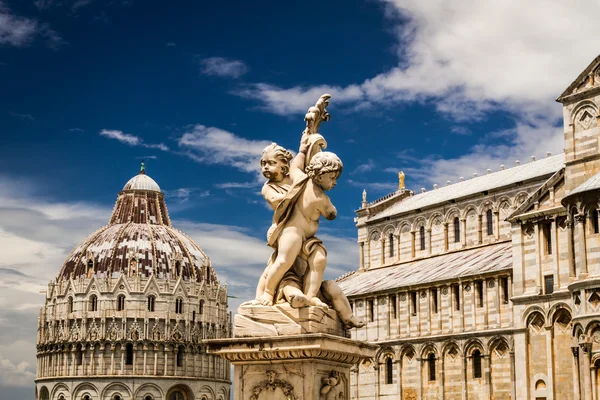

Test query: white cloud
[200,57,248,79]
[351,160,376,175]
[0,3,38,47]
[166,42,176,47]
[8,111,34,120]
[0,2,64,49]
[178,124,271,174]
[99,129,169,151]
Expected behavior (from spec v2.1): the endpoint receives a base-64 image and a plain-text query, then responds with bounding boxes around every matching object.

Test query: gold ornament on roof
[398,171,405,190]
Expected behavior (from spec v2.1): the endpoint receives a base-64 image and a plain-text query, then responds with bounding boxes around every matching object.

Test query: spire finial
[140,160,146,175]
[361,189,367,208]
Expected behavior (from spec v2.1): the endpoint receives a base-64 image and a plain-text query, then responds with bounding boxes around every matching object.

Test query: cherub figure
[257,135,339,308]
[250,141,364,328]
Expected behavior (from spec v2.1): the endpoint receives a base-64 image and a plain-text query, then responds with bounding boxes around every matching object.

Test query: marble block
[234,303,345,338]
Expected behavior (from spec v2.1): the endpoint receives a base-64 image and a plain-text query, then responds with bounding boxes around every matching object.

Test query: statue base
[206,333,377,400]
[235,304,345,337]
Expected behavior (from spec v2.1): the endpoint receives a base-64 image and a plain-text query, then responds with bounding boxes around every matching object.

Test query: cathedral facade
[35,170,231,400]
[337,54,600,400]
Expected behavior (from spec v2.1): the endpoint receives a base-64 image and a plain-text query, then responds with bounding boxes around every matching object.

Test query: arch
[147,295,156,312]
[398,221,411,233]
[464,338,485,356]
[116,294,126,311]
[133,383,164,399]
[67,296,74,313]
[420,342,439,359]
[382,224,396,236]
[547,302,573,324]
[488,336,511,356]
[72,383,99,400]
[571,100,599,125]
[444,207,461,223]
[376,346,396,363]
[497,196,512,211]
[585,320,600,335]
[411,216,427,231]
[472,349,483,378]
[368,229,382,242]
[51,383,70,400]
[441,339,462,355]
[526,310,546,331]
[198,384,216,400]
[478,200,495,215]
[39,386,50,400]
[523,305,546,327]
[399,344,417,360]
[427,212,444,229]
[166,384,194,400]
[513,191,530,208]
[100,383,132,400]
[573,322,585,337]
[461,204,478,219]
[199,299,205,314]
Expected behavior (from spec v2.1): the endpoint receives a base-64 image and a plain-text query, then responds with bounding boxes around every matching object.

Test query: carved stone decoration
[151,323,162,341]
[87,320,100,341]
[400,294,407,302]
[488,280,495,289]
[593,331,600,343]
[249,370,297,400]
[107,320,121,341]
[464,284,471,292]
[70,321,81,342]
[441,286,448,296]
[379,297,386,305]
[420,291,427,298]
[129,320,141,341]
[171,324,183,342]
[320,370,345,400]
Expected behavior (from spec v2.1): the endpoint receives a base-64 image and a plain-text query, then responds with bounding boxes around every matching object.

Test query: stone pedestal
[206,333,377,400]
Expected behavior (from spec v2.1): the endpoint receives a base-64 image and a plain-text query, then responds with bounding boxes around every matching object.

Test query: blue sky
[1,0,600,396]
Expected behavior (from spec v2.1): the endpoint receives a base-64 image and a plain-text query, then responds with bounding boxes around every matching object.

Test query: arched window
[117,295,126,311]
[112,395,122,400]
[176,345,185,367]
[385,357,393,384]
[75,344,83,365]
[144,396,153,400]
[83,395,91,400]
[147,295,155,312]
[453,217,460,243]
[199,299,205,315]
[175,298,183,314]
[428,353,436,381]
[125,343,133,365]
[89,295,98,312]
[87,259,94,277]
[486,209,493,236]
[388,234,394,258]
[192,310,196,322]
[58,396,66,400]
[473,349,482,378]
[419,226,425,250]
[67,296,74,313]
[592,209,599,234]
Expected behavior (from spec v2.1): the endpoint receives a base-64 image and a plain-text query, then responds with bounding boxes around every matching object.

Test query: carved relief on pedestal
[320,370,345,400]
[249,370,297,400]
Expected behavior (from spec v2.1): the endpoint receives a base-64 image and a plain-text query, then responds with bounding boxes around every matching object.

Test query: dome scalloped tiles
[122,173,161,192]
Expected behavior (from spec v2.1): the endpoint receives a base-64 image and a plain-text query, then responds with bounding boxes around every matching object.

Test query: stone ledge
[234,303,345,338]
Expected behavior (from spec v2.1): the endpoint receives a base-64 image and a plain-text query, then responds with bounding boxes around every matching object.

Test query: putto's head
[260,143,293,182]
[306,151,343,191]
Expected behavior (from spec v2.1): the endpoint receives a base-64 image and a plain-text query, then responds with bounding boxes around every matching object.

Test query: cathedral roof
[562,170,600,205]
[56,168,217,283]
[367,154,565,222]
[336,242,512,297]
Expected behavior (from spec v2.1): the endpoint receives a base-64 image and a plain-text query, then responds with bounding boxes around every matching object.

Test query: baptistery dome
[36,166,231,400]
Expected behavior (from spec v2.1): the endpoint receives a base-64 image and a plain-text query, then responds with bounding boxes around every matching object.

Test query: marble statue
[245,94,364,329]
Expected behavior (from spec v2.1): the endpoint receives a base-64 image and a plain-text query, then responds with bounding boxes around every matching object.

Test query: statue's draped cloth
[265,174,326,303]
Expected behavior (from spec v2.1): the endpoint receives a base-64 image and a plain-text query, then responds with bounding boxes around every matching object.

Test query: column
[396,359,402,400]
[164,347,169,376]
[510,351,516,400]
[546,327,555,400]
[553,218,561,289]
[576,214,589,276]
[534,223,542,293]
[443,223,449,252]
[461,218,467,247]
[365,240,371,269]
[484,353,491,400]
[132,344,137,374]
[483,280,488,329]
[461,354,467,400]
[494,211,500,239]
[110,344,115,375]
[477,214,483,244]
[417,358,423,399]
[99,344,105,375]
[381,237,386,266]
[352,365,359,400]
[359,242,365,270]
[427,228,432,255]
[574,346,582,400]
[439,354,445,400]
[81,345,86,375]
[143,344,148,375]
[568,217,576,277]
[592,365,597,400]
[411,231,416,258]
[396,234,401,262]
[583,343,593,400]
[153,345,158,375]
[375,364,381,399]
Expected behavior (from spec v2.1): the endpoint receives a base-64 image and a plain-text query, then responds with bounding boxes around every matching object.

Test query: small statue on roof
[140,160,146,174]
[362,189,367,207]
[398,171,405,190]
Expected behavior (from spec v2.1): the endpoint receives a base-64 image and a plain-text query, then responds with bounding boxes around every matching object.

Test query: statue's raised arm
[301,93,331,170]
